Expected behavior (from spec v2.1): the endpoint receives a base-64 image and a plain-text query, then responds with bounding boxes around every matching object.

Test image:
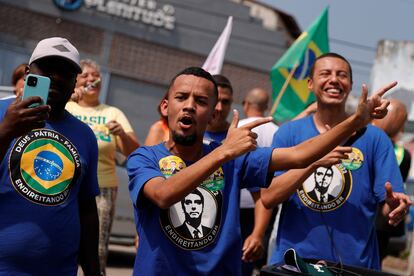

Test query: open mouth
[324,87,343,97]
[179,116,194,129]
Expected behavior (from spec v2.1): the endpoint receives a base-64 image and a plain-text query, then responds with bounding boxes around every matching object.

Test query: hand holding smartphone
[22,74,50,107]
[1,74,51,138]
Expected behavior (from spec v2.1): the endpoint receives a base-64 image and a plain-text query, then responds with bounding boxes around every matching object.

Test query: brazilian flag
[20,139,75,195]
[270,8,329,122]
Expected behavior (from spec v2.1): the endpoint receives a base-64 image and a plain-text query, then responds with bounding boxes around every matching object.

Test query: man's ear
[243,102,249,115]
[307,78,313,92]
[160,98,168,117]
[24,65,30,80]
[209,109,219,124]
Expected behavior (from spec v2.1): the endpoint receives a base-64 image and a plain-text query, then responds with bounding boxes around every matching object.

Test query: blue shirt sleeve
[0,98,14,120]
[0,99,15,155]
[271,122,293,177]
[238,147,273,189]
[127,146,165,208]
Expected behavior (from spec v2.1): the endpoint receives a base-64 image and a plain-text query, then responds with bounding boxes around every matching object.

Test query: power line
[348,58,373,68]
[352,68,371,76]
[330,37,377,52]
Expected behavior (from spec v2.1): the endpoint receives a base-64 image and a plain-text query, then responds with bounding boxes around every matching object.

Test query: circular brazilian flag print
[9,129,81,206]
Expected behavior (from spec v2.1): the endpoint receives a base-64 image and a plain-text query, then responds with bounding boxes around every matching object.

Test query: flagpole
[269,63,299,117]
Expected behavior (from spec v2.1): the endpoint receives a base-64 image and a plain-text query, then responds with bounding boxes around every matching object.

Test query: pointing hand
[221,110,273,161]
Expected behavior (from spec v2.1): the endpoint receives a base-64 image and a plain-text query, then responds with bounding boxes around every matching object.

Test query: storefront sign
[84,0,175,30]
[54,0,84,11]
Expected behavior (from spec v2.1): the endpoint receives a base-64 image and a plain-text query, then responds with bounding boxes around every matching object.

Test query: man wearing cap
[0,37,100,275]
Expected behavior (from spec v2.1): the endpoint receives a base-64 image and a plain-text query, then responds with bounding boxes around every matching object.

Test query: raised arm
[269,82,395,172]
[141,111,273,209]
[108,120,140,156]
[262,147,349,208]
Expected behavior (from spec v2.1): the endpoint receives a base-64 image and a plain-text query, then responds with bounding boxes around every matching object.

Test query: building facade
[0,0,299,141]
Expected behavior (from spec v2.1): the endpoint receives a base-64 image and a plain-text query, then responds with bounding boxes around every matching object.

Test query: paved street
[106,245,135,276]
[79,247,412,275]
[78,244,135,276]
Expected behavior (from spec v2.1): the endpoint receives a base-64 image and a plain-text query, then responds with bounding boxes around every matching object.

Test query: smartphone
[22,74,50,107]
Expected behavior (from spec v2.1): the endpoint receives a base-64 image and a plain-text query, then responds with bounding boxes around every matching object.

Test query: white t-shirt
[238,117,278,208]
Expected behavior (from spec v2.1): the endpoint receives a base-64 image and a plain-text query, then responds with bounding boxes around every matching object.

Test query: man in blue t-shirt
[127,66,396,275]
[0,37,100,275]
[261,53,412,270]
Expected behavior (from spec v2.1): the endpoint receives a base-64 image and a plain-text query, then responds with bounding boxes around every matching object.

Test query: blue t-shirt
[127,142,272,275]
[203,129,260,195]
[270,115,403,270]
[0,102,99,275]
[0,98,13,117]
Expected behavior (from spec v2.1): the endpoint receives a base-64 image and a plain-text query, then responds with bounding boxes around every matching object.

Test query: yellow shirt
[66,102,133,188]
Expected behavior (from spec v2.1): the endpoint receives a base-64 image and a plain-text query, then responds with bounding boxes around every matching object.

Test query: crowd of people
[0,36,412,276]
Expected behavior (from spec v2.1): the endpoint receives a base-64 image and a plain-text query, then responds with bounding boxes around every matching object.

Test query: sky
[261,0,414,94]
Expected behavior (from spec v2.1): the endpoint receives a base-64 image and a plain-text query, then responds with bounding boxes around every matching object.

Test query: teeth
[326,89,340,94]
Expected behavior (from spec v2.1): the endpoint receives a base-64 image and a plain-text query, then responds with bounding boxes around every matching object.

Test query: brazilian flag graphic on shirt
[9,129,81,206]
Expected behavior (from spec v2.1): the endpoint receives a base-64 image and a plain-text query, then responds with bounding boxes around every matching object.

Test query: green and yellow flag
[270,8,329,122]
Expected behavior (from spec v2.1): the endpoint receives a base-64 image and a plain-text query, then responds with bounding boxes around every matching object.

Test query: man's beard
[172,131,197,146]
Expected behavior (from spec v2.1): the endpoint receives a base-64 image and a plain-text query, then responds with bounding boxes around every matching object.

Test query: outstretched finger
[374,81,398,98]
[385,182,394,199]
[242,116,273,130]
[229,109,239,129]
[359,84,368,104]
